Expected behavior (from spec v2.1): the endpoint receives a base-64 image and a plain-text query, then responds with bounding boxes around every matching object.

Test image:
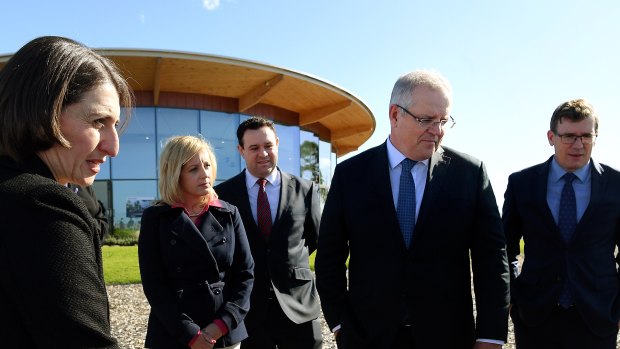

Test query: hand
[473,342,502,349]
[203,323,223,341]
[190,335,214,349]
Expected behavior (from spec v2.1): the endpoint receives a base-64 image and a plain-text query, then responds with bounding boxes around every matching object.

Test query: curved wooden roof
[0,50,375,156]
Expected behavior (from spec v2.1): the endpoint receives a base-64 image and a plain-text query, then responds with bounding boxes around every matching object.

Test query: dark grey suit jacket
[503,156,620,337]
[315,142,510,348]
[215,169,321,327]
[0,155,118,348]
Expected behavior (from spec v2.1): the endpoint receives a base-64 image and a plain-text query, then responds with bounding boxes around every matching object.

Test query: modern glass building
[0,49,375,230]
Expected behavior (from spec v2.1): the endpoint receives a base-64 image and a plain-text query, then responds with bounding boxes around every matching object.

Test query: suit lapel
[535,159,559,237]
[415,147,450,231]
[373,143,405,248]
[231,171,258,232]
[167,209,212,260]
[273,171,293,233]
[574,160,605,240]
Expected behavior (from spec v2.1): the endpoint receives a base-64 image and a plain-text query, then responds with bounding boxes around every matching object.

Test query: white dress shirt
[244,169,280,225]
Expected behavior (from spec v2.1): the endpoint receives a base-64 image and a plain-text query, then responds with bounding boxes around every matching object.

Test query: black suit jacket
[503,156,620,336]
[315,142,509,348]
[0,155,118,348]
[215,169,321,326]
[138,201,254,348]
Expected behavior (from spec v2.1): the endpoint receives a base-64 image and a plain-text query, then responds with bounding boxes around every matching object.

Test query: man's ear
[547,130,554,146]
[237,144,244,156]
[389,104,399,127]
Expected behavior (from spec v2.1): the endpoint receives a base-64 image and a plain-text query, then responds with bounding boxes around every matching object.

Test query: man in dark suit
[215,116,323,349]
[503,99,620,349]
[315,70,510,349]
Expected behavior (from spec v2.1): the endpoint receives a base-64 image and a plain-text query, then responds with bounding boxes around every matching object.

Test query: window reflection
[201,111,240,182]
[112,108,157,179]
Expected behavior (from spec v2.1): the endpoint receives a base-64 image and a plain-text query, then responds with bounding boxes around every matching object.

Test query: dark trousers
[512,305,618,349]
[241,297,322,349]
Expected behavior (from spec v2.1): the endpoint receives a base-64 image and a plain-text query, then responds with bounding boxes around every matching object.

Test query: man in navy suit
[503,99,620,348]
[215,117,322,349]
[315,70,510,349]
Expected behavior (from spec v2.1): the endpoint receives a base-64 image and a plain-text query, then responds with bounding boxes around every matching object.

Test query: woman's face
[179,150,213,202]
[38,82,120,186]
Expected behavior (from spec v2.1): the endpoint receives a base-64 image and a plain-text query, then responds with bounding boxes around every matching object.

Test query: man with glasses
[503,99,620,348]
[316,70,509,348]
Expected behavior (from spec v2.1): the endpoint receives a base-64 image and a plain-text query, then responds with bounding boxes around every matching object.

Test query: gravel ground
[107,284,516,349]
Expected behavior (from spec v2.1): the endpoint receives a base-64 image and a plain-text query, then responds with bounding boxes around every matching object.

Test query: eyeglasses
[555,133,597,144]
[395,104,455,129]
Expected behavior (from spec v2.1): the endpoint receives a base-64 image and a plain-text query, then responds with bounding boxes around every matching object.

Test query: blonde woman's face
[38,82,120,185]
[179,150,213,202]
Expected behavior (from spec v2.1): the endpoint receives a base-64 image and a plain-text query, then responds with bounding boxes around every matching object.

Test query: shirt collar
[244,168,280,190]
[386,137,429,170]
[171,198,222,216]
[549,157,590,183]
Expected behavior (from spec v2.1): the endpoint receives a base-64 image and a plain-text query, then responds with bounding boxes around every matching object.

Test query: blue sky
[2,0,619,207]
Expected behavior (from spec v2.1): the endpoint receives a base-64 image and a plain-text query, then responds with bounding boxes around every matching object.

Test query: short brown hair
[550,99,598,134]
[0,36,133,161]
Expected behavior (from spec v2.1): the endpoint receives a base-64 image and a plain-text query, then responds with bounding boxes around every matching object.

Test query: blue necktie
[397,159,417,248]
[558,172,577,308]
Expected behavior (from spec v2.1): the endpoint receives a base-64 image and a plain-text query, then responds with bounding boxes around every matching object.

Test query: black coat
[138,201,254,348]
[0,155,118,348]
[315,143,510,348]
[503,157,620,336]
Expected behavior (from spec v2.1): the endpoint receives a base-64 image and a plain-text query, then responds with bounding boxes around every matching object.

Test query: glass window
[156,108,200,169]
[111,180,157,231]
[318,140,333,203]
[201,111,240,182]
[274,124,300,176]
[300,131,320,183]
[111,107,157,179]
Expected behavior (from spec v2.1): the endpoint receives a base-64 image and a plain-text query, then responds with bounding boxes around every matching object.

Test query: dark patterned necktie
[558,172,577,308]
[397,159,417,248]
[257,178,272,238]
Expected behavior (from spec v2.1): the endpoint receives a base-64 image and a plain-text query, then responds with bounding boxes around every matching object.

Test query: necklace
[187,205,205,217]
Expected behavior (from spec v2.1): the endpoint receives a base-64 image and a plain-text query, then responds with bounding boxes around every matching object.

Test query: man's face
[238,126,279,178]
[389,85,451,161]
[547,117,596,172]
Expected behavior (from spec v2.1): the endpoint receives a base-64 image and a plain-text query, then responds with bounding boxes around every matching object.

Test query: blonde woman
[139,135,254,349]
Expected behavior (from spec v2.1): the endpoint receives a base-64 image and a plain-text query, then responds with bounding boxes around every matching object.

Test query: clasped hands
[191,323,223,349]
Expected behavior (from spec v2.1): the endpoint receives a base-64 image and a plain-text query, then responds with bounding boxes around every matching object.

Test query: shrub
[103,228,139,246]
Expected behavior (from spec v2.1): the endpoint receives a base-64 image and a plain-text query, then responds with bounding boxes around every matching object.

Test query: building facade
[0,49,375,230]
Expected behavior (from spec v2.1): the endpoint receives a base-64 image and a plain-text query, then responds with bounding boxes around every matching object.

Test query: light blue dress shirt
[547,158,591,224]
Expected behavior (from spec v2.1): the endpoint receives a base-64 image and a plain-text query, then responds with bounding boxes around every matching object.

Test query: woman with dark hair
[139,135,254,349]
[0,36,133,348]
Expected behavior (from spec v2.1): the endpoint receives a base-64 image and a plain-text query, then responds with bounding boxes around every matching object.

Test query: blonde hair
[158,135,218,206]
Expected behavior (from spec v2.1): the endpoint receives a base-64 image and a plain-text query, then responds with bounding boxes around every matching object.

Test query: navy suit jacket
[215,169,321,327]
[315,142,510,348]
[503,156,620,336]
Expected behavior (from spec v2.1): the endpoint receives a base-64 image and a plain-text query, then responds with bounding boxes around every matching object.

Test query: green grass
[102,245,141,285]
[102,242,519,285]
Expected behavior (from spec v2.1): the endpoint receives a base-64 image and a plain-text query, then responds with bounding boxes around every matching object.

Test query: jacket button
[556,276,562,281]
[176,267,182,273]
[170,239,176,245]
